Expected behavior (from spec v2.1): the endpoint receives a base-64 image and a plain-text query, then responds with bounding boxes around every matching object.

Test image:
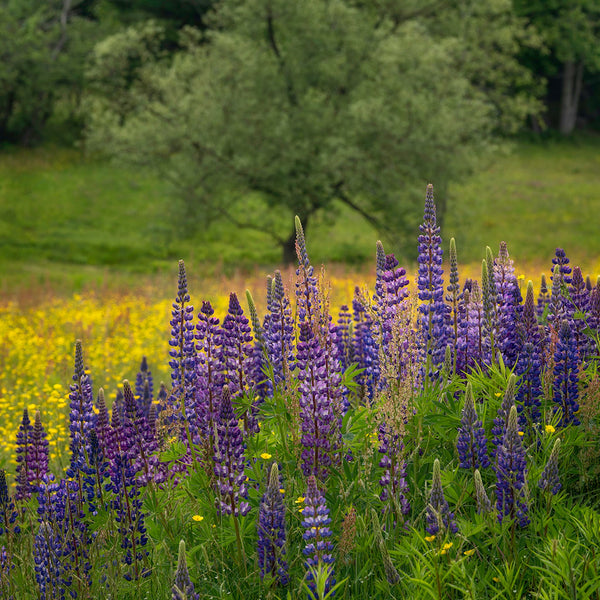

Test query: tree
[0,0,111,145]
[85,0,541,262]
[515,0,600,134]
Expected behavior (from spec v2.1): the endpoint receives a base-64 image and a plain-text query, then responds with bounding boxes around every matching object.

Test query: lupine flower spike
[426,459,457,535]
[172,540,199,600]
[302,476,335,597]
[257,463,288,585]
[495,406,529,527]
[474,469,492,515]
[456,383,490,470]
[539,438,561,495]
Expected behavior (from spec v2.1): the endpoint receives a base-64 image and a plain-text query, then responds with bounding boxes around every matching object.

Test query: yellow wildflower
[260,453,272,460]
[192,515,204,522]
[464,549,475,557]
[295,496,305,504]
[425,535,436,542]
[494,392,502,397]
[518,431,524,436]
[545,425,555,434]
[442,542,453,551]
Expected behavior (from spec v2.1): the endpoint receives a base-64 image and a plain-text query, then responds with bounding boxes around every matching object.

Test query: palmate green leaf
[159,439,188,462]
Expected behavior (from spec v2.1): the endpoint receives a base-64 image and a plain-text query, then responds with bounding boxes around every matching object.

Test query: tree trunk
[559,60,584,135]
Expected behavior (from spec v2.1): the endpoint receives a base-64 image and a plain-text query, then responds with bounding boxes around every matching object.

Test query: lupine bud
[456,383,490,470]
[474,469,492,515]
[426,459,457,535]
[539,438,561,495]
[172,540,199,600]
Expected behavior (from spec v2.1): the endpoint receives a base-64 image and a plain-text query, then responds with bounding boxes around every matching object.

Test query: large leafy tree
[515,0,600,134]
[85,0,541,262]
[0,0,110,145]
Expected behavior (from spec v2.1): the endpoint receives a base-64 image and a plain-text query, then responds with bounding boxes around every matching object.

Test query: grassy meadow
[1,138,600,599]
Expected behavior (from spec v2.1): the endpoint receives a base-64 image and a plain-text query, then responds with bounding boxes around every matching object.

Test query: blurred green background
[1,0,600,293]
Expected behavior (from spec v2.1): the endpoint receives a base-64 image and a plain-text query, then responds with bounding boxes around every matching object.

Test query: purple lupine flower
[295,216,320,327]
[68,341,96,478]
[417,184,450,374]
[446,237,460,371]
[482,250,498,362]
[516,282,543,427]
[375,243,410,352]
[297,322,342,481]
[213,387,250,517]
[536,273,550,319]
[0,470,19,537]
[196,300,224,450]
[377,422,410,521]
[494,242,522,368]
[257,463,288,585]
[426,459,457,535]
[334,305,353,372]
[95,388,117,462]
[539,438,561,495]
[221,292,257,434]
[246,289,271,401]
[28,411,49,494]
[168,259,198,431]
[456,383,490,470]
[36,474,93,597]
[135,356,154,420]
[570,266,592,360]
[474,469,492,515]
[458,282,489,373]
[491,373,517,458]
[302,476,335,597]
[352,288,379,401]
[265,270,295,388]
[15,408,33,501]
[172,540,199,600]
[548,261,573,327]
[553,320,580,427]
[495,405,529,527]
[106,453,149,580]
[552,248,572,284]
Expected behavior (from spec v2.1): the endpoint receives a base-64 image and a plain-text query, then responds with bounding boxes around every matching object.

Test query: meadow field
[1,138,600,599]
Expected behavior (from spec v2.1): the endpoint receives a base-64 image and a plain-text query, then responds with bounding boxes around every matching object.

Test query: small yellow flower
[260,453,272,460]
[442,542,453,551]
[299,508,304,513]
[494,392,502,397]
[518,431,524,436]
[518,274,525,280]
[279,489,285,494]
[192,515,204,522]
[493,577,500,583]
[425,535,436,542]
[545,425,555,434]
[295,496,305,504]
[464,549,475,557]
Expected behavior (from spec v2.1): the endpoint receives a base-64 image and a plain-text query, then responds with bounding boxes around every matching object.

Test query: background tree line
[1,0,599,262]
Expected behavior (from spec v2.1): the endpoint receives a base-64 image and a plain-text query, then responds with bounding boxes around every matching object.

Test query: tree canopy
[85,0,541,262]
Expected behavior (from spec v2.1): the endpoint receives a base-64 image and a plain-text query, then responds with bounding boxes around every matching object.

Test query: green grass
[1,135,600,294]
[446,135,600,270]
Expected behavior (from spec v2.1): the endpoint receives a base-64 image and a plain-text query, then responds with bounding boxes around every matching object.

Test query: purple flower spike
[28,412,49,494]
[302,475,335,596]
[221,292,257,434]
[0,470,19,537]
[257,463,288,585]
[494,242,521,368]
[213,387,250,517]
[297,322,342,481]
[295,216,320,326]
[135,356,153,420]
[515,282,543,428]
[539,439,561,495]
[495,406,529,527]
[169,260,198,430]
[426,459,457,535]
[552,320,580,427]
[418,184,450,374]
[15,408,34,501]
[491,374,517,458]
[172,540,199,600]
[456,383,490,470]
[378,422,410,523]
[196,300,224,448]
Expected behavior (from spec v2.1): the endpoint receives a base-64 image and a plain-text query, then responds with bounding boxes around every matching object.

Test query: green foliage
[84,0,541,261]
